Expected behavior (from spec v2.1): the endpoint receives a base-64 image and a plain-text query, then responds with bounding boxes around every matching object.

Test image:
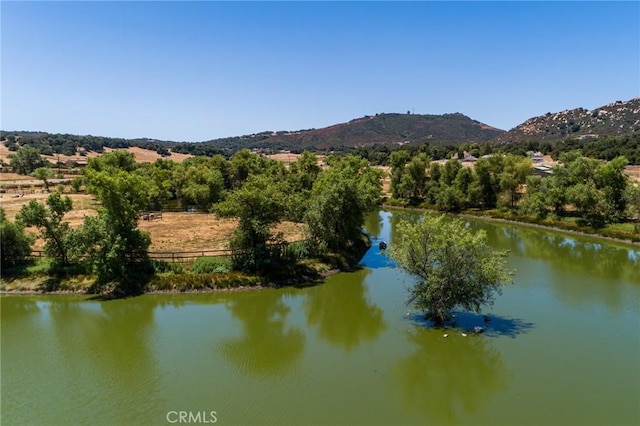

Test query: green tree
[230,149,265,188]
[33,167,54,190]
[288,151,321,192]
[212,174,286,274]
[76,166,153,292]
[389,150,410,199]
[174,163,225,209]
[595,156,629,221]
[9,146,47,175]
[17,193,74,266]
[566,183,610,228]
[519,176,548,218]
[0,208,34,268]
[435,185,463,212]
[474,158,498,208]
[397,154,429,201]
[70,177,83,193]
[305,156,382,251]
[389,215,512,325]
[86,150,137,173]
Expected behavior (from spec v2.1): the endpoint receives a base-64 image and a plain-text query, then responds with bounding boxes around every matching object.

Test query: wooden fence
[23,249,232,264]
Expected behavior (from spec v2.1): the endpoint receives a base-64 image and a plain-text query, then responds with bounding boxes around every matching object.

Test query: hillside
[225,112,505,150]
[1,112,505,156]
[4,98,640,155]
[494,98,640,143]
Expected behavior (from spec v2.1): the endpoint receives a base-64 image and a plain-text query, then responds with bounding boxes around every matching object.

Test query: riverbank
[383,204,640,247]
[0,239,370,295]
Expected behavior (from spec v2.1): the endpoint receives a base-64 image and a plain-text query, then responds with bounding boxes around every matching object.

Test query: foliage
[389,215,513,325]
[9,146,48,175]
[17,192,74,266]
[70,177,83,193]
[32,167,54,190]
[147,272,263,292]
[212,174,287,274]
[0,208,34,269]
[173,161,225,209]
[75,156,153,292]
[190,256,232,274]
[304,155,383,251]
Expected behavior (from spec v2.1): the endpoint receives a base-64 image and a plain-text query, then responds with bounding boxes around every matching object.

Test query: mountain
[494,98,640,143]
[232,113,505,150]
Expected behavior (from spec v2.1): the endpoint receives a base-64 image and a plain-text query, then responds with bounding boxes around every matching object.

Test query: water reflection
[394,326,510,423]
[363,210,383,238]
[0,296,40,321]
[475,222,640,285]
[304,269,386,351]
[48,298,162,424]
[218,290,305,377]
[408,311,535,339]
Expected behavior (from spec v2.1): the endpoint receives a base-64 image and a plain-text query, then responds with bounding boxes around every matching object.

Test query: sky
[1,1,639,142]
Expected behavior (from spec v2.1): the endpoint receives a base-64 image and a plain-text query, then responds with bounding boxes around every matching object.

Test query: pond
[2,210,639,425]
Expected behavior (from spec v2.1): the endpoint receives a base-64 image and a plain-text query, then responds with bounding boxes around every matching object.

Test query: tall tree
[212,174,286,273]
[305,156,382,251]
[9,146,47,175]
[77,166,153,291]
[595,156,629,220]
[389,150,410,199]
[389,215,512,325]
[17,193,74,266]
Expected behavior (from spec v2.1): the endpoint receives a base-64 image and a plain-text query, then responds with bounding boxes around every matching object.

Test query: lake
[2,210,639,425]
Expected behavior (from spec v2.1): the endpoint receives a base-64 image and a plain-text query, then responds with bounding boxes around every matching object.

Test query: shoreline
[383,204,640,248]
[0,267,347,297]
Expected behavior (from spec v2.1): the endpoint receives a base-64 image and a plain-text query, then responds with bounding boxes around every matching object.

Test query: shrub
[0,208,34,269]
[286,240,310,260]
[151,260,184,274]
[190,256,232,274]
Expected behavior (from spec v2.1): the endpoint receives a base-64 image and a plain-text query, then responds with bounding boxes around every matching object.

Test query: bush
[190,256,232,274]
[286,240,310,260]
[0,208,34,269]
[147,272,262,292]
[151,260,184,274]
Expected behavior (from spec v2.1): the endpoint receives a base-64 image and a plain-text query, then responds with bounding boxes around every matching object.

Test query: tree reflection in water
[394,326,510,424]
[46,297,162,424]
[304,269,386,351]
[218,289,305,377]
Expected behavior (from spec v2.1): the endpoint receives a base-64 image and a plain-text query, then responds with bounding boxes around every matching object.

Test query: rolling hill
[3,98,640,156]
[224,112,505,150]
[493,98,640,143]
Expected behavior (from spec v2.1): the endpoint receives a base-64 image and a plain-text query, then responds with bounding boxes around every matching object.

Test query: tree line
[1,150,383,295]
[350,133,640,166]
[4,129,638,168]
[388,151,640,229]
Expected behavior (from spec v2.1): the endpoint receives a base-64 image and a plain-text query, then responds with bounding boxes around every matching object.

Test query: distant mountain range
[2,98,639,154]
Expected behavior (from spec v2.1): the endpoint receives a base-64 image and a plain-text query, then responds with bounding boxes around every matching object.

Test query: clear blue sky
[2,1,639,142]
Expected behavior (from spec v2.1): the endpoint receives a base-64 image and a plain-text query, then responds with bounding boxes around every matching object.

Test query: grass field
[1,191,304,252]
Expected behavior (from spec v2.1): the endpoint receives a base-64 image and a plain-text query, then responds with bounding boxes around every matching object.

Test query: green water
[2,211,639,425]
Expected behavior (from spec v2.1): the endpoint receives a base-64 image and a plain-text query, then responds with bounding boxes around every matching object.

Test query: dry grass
[0,142,194,166]
[138,213,304,252]
[2,192,304,252]
[266,152,328,168]
[624,165,640,182]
